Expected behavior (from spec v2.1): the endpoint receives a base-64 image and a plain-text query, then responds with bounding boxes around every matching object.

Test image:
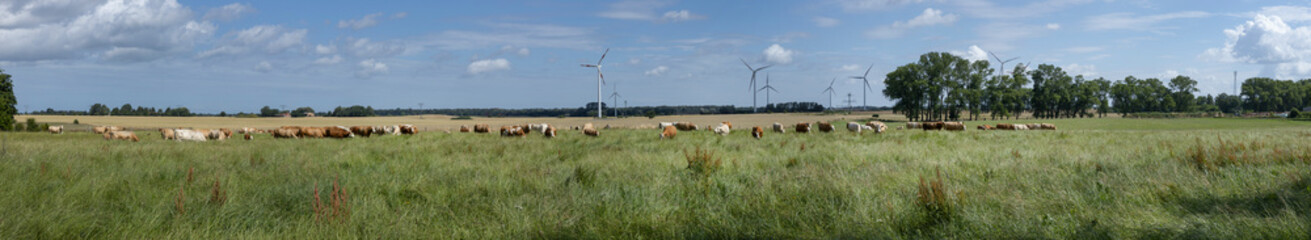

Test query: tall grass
[0,118,1308,238]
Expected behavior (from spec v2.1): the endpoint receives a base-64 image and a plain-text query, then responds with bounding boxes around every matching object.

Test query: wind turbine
[580,48,609,118]
[608,84,622,118]
[849,64,875,111]
[757,74,779,109]
[821,78,836,108]
[741,58,772,113]
[989,52,1019,77]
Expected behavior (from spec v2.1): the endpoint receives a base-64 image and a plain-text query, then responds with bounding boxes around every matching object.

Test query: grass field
[1,117,1309,238]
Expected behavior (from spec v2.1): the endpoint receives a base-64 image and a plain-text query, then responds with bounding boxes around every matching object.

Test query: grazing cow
[658,122,676,130]
[299,127,327,138]
[977,125,994,130]
[943,122,965,131]
[205,129,228,140]
[501,126,526,137]
[582,123,599,137]
[795,122,811,133]
[244,133,253,140]
[773,122,786,133]
[658,125,678,139]
[1038,123,1057,130]
[399,124,418,135]
[817,122,834,132]
[1025,123,1042,130]
[722,121,733,129]
[240,127,258,134]
[325,126,354,138]
[866,121,888,134]
[103,131,139,142]
[751,126,764,139]
[906,122,922,130]
[174,129,208,141]
[48,125,63,134]
[1014,124,1030,130]
[350,126,373,137]
[220,128,234,138]
[847,122,865,134]
[474,124,491,133]
[544,126,557,138]
[93,126,107,134]
[460,125,471,132]
[713,124,731,136]
[921,122,945,131]
[529,123,548,133]
[674,122,698,131]
[159,128,176,140]
[995,123,1016,130]
[272,128,299,139]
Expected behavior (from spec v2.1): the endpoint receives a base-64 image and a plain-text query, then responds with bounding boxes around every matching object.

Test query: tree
[0,69,14,131]
[259,106,280,117]
[89,103,110,115]
[1216,93,1242,114]
[291,107,315,117]
[884,52,979,121]
[1169,75,1198,112]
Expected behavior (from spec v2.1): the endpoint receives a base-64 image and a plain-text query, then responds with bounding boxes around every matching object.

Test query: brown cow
[921,122,945,131]
[977,125,994,130]
[350,126,373,137]
[473,124,490,133]
[995,123,1016,130]
[299,127,326,138]
[94,126,108,134]
[1038,123,1057,130]
[751,126,763,139]
[795,122,811,133]
[544,126,557,138]
[219,128,234,138]
[325,126,353,138]
[943,122,965,131]
[272,128,299,138]
[399,124,418,134]
[583,123,599,137]
[159,128,176,140]
[817,122,834,132]
[460,125,471,132]
[103,131,139,142]
[660,125,677,139]
[674,122,698,131]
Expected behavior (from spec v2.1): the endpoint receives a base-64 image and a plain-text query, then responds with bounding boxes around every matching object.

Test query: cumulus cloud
[0,0,215,62]
[644,65,669,76]
[198,25,307,58]
[661,10,704,21]
[1256,6,1311,22]
[763,44,794,64]
[836,0,923,12]
[338,13,382,30]
[813,16,841,27]
[204,3,254,21]
[951,45,989,62]
[867,8,957,38]
[1085,11,1210,32]
[467,58,510,74]
[840,64,861,71]
[1203,14,1311,77]
[355,59,389,78]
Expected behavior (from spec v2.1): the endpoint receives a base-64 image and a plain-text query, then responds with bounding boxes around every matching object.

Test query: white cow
[658,122,677,130]
[847,122,864,134]
[712,124,731,136]
[48,125,64,134]
[174,129,208,142]
[773,122,785,133]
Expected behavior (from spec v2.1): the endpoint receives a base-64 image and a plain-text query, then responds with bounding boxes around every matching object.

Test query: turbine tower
[849,64,875,111]
[608,84,622,118]
[741,58,772,113]
[757,74,779,110]
[580,48,609,118]
[988,52,1019,77]
[821,78,837,109]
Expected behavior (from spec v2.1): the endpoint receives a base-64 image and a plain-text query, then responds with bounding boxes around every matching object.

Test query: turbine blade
[829,78,836,87]
[597,48,609,64]
[989,51,1000,62]
[863,64,873,77]
[757,65,773,71]
[599,71,606,85]
[1005,57,1019,62]
[740,58,753,70]
[865,80,875,92]
[850,76,863,79]
[581,64,596,67]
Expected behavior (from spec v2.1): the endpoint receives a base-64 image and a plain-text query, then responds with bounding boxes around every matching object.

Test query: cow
[751,126,764,139]
[299,127,327,138]
[159,128,176,140]
[219,128,234,138]
[324,126,354,138]
[272,128,299,139]
[582,123,599,137]
[713,124,731,136]
[399,124,418,135]
[93,126,107,134]
[460,125,471,133]
[1026,123,1042,130]
[474,124,491,133]
[674,122,698,131]
[995,123,1015,130]
[943,122,965,131]
[240,127,258,134]
[501,126,526,137]
[866,121,888,134]
[906,122,922,130]
[243,133,253,140]
[544,126,557,138]
[1038,123,1057,130]
[773,122,786,133]
[350,126,373,137]
[795,122,811,133]
[103,131,139,142]
[847,122,865,134]
[529,123,548,133]
[817,122,834,132]
[921,122,945,131]
[659,125,678,139]
[48,125,63,134]
[977,125,995,130]
[173,129,208,141]
[205,129,228,140]
[1014,124,1030,130]
[658,122,677,130]
[722,121,733,130]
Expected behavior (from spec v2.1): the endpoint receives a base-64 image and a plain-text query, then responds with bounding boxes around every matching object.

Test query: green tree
[259,106,280,117]
[291,107,315,117]
[0,68,14,131]
[1169,75,1198,112]
[89,103,110,115]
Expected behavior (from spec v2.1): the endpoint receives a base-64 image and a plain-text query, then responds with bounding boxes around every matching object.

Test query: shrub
[684,146,721,178]
[645,110,657,119]
[451,116,473,120]
[73,119,79,125]
[25,118,38,132]
[1289,109,1300,119]
[871,114,880,118]
[12,123,22,132]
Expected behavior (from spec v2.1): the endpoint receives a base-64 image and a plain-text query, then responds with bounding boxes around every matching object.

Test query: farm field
[1,117,1309,238]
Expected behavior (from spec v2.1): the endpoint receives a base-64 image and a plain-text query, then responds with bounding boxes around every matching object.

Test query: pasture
[1,117,1309,238]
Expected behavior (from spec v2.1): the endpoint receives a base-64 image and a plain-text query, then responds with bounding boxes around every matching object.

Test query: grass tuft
[684,146,721,178]
[916,168,954,224]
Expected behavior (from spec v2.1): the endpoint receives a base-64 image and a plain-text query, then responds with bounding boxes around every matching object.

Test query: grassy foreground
[1,118,1309,238]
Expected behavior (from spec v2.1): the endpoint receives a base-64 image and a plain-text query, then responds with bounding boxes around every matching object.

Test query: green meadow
[1,118,1309,238]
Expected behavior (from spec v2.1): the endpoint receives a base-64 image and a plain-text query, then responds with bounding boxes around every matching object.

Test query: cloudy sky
[4,0,1311,113]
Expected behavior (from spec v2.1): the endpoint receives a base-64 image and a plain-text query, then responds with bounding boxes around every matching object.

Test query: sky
[4,0,1311,114]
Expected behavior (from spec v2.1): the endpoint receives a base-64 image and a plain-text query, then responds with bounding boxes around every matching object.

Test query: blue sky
[4,0,1311,113]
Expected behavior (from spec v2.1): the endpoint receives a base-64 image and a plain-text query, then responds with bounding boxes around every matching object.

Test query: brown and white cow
[219,128,234,138]
[773,122,786,133]
[474,124,491,133]
[906,122,922,130]
[243,133,253,140]
[660,125,677,139]
[817,122,835,132]
[350,126,373,137]
[103,131,139,142]
[544,126,557,138]
[712,124,731,136]
[459,125,471,133]
[866,121,888,134]
[325,126,354,138]
[795,122,811,133]
[721,121,733,130]
[751,126,764,139]
[943,122,965,131]
[582,123,599,137]
[1038,123,1057,130]
[1025,123,1042,130]
[399,124,418,135]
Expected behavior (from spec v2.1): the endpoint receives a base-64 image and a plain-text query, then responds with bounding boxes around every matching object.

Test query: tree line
[373,102,827,118]
[884,52,1310,121]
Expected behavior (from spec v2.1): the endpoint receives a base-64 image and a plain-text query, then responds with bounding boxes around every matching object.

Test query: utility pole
[843,93,856,110]
[418,102,424,119]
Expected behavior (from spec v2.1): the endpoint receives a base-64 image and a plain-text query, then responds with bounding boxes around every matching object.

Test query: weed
[312,179,350,223]
[210,180,226,206]
[186,167,194,184]
[916,168,954,224]
[684,146,721,178]
[175,184,185,215]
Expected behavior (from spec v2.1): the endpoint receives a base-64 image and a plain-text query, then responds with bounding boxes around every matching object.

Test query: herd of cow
[56,120,1055,142]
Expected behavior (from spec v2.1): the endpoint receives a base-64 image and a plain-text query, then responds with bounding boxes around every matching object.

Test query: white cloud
[867,8,957,38]
[836,0,923,12]
[198,25,307,58]
[392,12,408,19]
[338,13,382,30]
[0,0,215,62]
[203,3,254,21]
[356,59,389,78]
[1085,11,1210,32]
[254,61,272,72]
[763,44,794,64]
[662,10,704,22]
[1064,63,1098,77]
[517,48,531,56]
[951,45,989,61]
[1203,14,1311,78]
[313,55,342,65]
[840,64,861,71]
[467,58,510,74]
[813,17,841,27]
[315,44,336,55]
[1256,6,1311,22]
[973,22,1049,52]
[1161,70,1180,79]
[1046,23,1061,30]
[629,58,642,64]
[644,65,669,76]
[955,0,1096,19]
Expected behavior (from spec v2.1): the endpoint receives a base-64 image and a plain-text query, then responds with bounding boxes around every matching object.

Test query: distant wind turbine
[741,58,773,113]
[849,64,875,111]
[757,74,779,109]
[821,78,836,108]
[580,48,609,118]
[608,84,622,118]
[989,52,1019,77]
